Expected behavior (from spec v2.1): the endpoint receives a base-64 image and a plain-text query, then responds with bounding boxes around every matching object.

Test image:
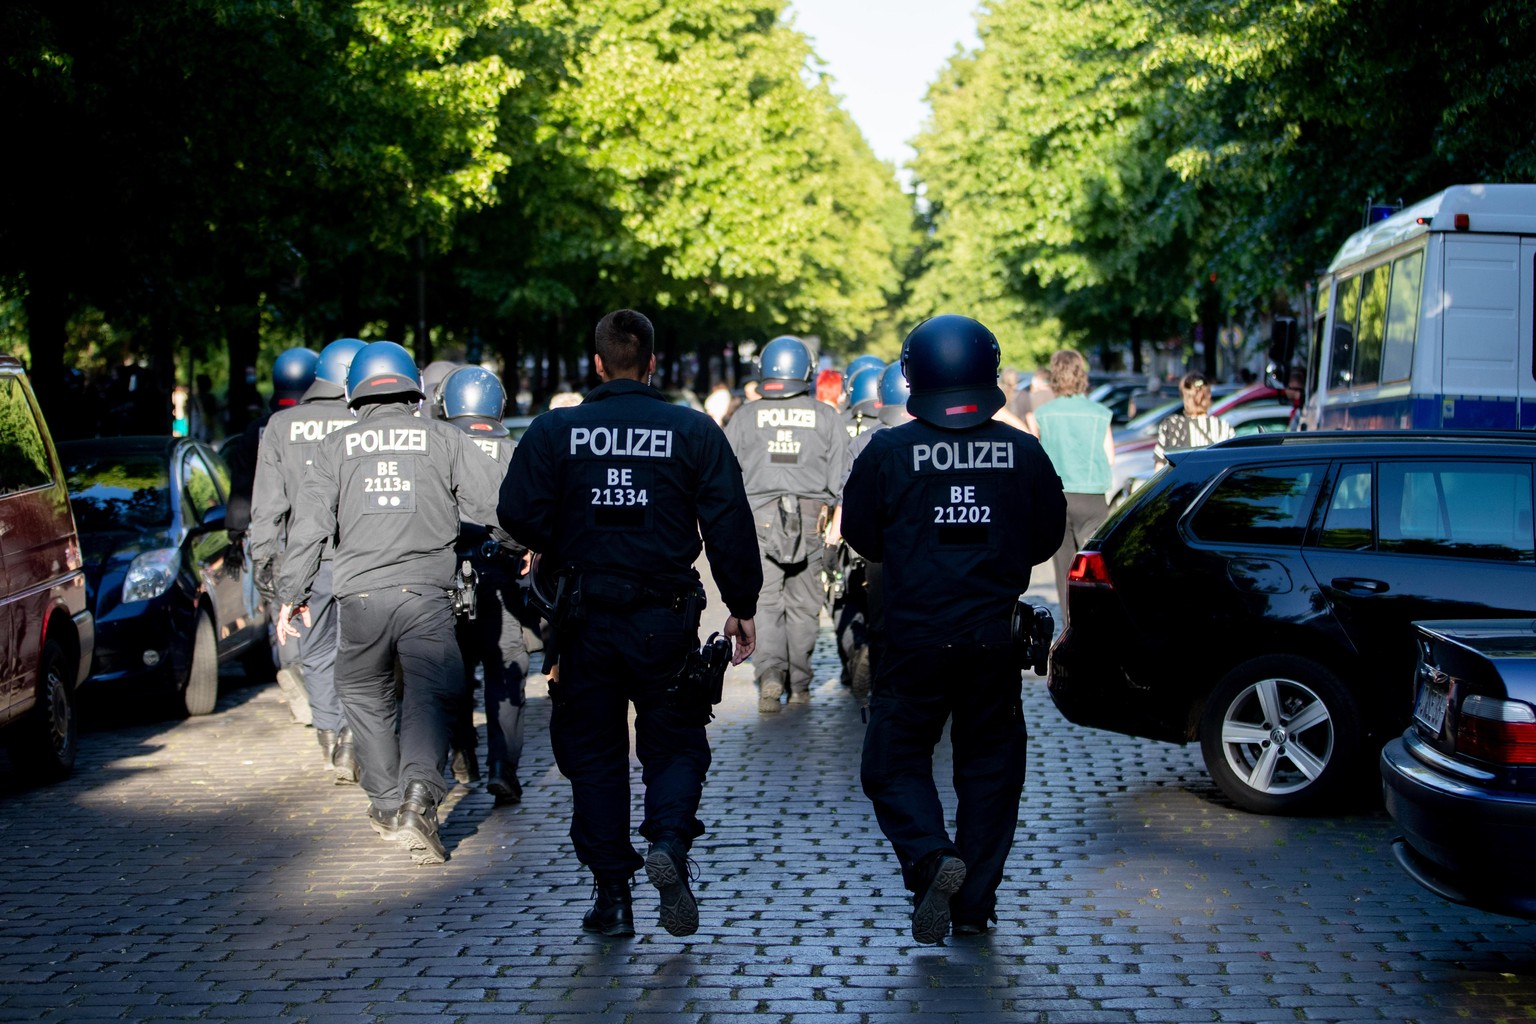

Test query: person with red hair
[815,368,843,407]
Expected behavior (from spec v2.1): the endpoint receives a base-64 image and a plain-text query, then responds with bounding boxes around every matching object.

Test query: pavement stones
[2,564,1536,1022]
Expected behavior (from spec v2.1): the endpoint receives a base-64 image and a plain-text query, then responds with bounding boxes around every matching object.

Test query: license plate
[1413,680,1450,735]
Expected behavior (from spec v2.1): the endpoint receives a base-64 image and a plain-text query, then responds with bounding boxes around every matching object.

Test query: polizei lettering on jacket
[569,426,674,459]
[290,418,354,442]
[344,427,429,457]
[911,440,1016,472]
[756,407,817,430]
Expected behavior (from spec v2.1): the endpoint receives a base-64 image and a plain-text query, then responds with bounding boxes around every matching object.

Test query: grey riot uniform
[276,402,509,816]
[723,391,845,700]
[249,380,353,734]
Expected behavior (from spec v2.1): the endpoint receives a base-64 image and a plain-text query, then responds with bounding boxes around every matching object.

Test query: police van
[1297,184,1536,431]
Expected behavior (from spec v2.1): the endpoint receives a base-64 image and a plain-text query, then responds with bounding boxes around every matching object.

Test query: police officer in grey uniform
[225,347,315,721]
[437,365,530,805]
[276,341,508,865]
[842,315,1066,944]
[500,308,759,939]
[250,337,364,780]
[722,335,844,711]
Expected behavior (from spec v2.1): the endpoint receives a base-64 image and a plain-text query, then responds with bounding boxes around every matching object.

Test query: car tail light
[1455,695,1536,765]
[1067,551,1112,588]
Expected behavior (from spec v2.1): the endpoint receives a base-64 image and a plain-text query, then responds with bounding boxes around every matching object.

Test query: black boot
[332,726,358,786]
[450,746,480,784]
[397,780,447,864]
[316,729,338,764]
[911,853,967,945]
[645,834,699,937]
[486,762,522,805]
[582,878,634,937]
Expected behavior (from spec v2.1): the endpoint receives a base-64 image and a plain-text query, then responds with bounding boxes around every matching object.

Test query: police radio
[1011,597,1054,676]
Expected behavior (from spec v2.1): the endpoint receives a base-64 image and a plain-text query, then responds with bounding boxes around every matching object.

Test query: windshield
[63,452,171,533]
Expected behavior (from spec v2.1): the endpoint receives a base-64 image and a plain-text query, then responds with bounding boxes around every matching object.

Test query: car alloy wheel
[1200,655,1361,815]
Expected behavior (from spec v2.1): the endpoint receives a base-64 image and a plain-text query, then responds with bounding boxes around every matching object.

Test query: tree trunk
[224,286,263,433]
[24,275,69,432]
[1129,317,1145,375]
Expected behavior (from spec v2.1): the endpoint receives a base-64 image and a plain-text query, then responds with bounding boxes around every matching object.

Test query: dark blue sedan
[1382,618,1536,919]
[57,437,268,716]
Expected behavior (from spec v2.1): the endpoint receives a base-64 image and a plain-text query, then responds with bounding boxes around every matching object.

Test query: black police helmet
[757,335,813,398]
[876,360,911,425]
[272,348,319,405]
[900,315,1004,429]
[315,338,366,387]
[439,365,508,436]
[843,355,885,397]
[346,341,423,407]
[846,365,881,414]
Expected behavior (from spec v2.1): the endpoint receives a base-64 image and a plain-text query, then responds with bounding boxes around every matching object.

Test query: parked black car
[1049,431,1536,814]
[57,437,268,716]
[1382,618,1536,919]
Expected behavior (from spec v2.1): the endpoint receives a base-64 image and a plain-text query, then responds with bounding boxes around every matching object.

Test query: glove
[252,558,277,602]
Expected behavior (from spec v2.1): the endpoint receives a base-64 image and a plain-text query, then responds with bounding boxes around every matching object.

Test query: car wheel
[1199,655,1361,815]
[181,611,219,716]
[9,640,78,779]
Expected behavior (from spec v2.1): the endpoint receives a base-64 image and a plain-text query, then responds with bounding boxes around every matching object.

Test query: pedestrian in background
[1025,349,1113,626]
[842,314,1065,944]
[500,308,759,939]
[1153,371,1235,470]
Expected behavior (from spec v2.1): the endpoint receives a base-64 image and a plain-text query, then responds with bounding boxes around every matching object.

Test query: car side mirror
[199,504,227,532]
[1268,317,1297,376]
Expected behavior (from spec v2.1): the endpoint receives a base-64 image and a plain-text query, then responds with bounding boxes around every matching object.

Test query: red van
[0,356,94,778]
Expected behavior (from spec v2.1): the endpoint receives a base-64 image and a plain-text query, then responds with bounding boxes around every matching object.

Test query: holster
[667,632,733,722]
[1011,598,1055,676]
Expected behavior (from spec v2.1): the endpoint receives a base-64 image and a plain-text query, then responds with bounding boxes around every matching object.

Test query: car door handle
[1331,577,1388,595]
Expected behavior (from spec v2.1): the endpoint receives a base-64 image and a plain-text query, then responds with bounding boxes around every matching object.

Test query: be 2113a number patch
[360,458,416,512]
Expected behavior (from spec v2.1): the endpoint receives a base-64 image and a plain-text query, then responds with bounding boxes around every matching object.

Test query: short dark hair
[595,309,654,377]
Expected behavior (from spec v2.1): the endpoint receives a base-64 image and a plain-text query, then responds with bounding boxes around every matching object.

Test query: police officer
[827,361,911,699]
[275,341,507,865]
[841,354,885,413]
[437,365,530,805]
[722,335,844,711]
[841,315,1066,944]
[827,363,883,695]
[500,308,759,939]
[249,338,365,779]
[224,347,317,722]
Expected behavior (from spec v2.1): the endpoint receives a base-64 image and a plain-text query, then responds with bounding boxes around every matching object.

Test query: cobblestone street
[3,569,1536,1023]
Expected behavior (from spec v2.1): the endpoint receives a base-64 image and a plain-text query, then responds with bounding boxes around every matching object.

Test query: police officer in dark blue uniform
[275,341,508,865]
[500,309,760,939]
[438,365,530,805]
[250,338,365,778]
[841,315,1066,944]
[723,335,844,711]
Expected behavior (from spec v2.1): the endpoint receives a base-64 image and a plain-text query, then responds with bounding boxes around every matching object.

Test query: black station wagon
[1048,431,1536,815]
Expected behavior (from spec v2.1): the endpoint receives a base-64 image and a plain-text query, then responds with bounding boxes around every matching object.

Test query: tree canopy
[5,0,1535,425]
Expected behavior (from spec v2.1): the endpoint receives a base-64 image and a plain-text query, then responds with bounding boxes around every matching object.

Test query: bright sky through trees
[787,0,980,184]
